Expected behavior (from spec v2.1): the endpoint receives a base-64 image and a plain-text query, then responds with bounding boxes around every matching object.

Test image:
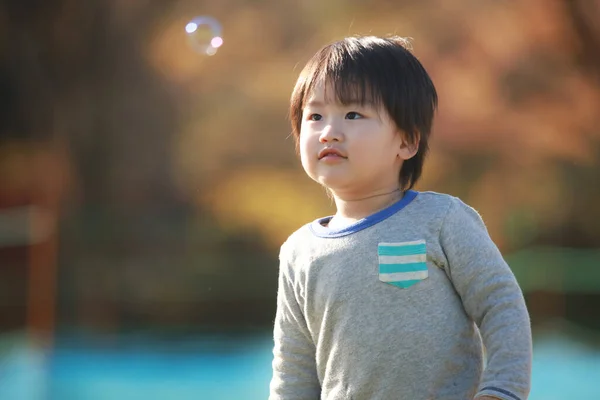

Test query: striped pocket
[378,240,428,289]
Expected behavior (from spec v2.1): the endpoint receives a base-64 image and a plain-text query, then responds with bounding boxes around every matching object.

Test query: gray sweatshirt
[269,190,532,400]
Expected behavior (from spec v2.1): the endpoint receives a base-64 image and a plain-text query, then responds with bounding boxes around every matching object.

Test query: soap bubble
[185,16,223,56]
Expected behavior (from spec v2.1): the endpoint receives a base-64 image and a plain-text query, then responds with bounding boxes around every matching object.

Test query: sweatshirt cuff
[476,386,523,400]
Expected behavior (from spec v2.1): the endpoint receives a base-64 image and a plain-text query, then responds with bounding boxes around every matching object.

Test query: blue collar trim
[309,190,419,238]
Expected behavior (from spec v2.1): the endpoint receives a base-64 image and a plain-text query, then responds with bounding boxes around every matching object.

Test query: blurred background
[1,0,599,398]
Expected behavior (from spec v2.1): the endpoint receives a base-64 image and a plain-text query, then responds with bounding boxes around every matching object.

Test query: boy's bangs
[302,46,384,108]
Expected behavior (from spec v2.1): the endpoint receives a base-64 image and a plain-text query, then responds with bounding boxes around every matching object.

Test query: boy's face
[299,81,415,197]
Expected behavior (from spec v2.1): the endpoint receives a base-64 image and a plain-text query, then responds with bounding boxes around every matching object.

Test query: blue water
[1,332,599,399]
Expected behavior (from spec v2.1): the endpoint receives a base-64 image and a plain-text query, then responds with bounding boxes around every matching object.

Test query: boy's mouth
[318,147,347,160]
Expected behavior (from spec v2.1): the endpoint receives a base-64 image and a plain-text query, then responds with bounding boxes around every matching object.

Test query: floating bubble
[185,16,223,56]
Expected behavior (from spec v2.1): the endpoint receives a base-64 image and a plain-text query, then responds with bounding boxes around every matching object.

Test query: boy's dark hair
[290,36,438,191]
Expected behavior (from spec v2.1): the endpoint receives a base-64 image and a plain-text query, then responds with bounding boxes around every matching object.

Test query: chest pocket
[378,240,428,289]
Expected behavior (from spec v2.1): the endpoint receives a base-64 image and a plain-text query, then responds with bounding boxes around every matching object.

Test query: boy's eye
[308,113,322,121]
[345,111,362,120]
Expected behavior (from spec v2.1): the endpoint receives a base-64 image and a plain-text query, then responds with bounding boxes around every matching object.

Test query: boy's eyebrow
[305,99,368,107]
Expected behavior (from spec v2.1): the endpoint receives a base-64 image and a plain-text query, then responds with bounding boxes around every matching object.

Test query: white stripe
[379,270,428,282]
[379,254,426,264]
[378,240,425,247]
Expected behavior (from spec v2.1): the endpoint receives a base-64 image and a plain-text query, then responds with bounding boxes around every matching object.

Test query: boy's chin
[315,176,353,193]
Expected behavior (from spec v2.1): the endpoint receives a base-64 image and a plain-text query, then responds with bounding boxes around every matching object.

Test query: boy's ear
[397,131,420,160]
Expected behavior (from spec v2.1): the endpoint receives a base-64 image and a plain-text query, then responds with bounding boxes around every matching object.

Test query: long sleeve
[269,245,320,400]
[439,198,532,400]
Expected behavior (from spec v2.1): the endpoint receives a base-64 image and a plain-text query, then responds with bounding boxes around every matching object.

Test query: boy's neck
[328,188,404,228]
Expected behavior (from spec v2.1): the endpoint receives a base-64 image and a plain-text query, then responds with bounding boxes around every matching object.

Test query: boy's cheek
[299,138,316,161]
[299,148,316,176]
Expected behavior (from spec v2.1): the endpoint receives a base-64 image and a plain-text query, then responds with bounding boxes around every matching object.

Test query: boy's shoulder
[413,190,456,206]
[408,190,464,215]
[413,190,483,223]
[279,221,315,259]
[415,191,490,237]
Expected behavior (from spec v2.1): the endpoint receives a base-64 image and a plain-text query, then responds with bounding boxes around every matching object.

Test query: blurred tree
[1,0,599,336]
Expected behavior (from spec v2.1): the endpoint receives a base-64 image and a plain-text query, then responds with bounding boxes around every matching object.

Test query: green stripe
[387,280,422,288]
[378,243,426,256]
[379,262,427,274]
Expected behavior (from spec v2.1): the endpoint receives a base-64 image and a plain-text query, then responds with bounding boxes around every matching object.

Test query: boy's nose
[319,124,343,143]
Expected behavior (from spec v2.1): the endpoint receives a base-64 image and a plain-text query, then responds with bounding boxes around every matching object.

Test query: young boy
[270,36,532,400]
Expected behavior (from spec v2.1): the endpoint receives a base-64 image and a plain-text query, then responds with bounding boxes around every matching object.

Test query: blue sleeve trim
[480,386,521,400]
